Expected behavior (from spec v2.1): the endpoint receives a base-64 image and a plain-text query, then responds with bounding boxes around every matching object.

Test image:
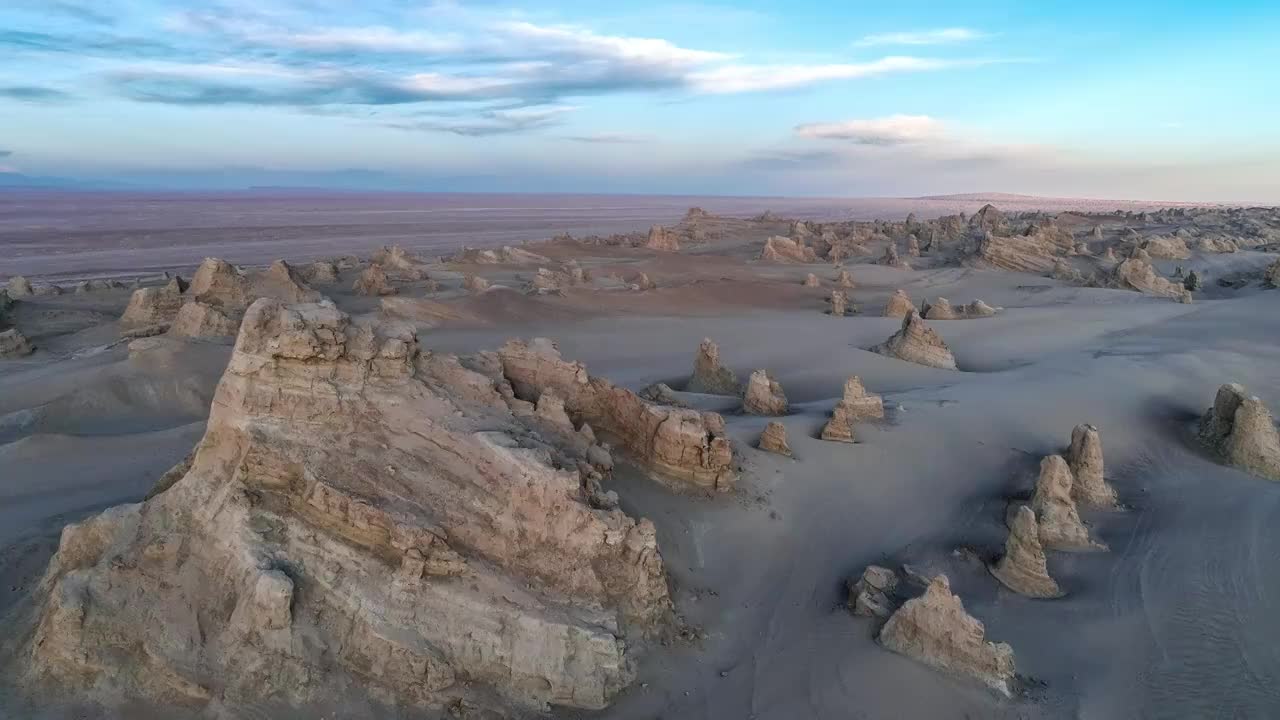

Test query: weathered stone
[848,565,898,618]
[836,270,855,288]
[1067,424,1117,507]
[757,421,792,456]
[759,236,817,263]
[871,311,958,370]
[1112,257,1192,302]
[990,506,1062,598]
[906,235,921,257]
[638,383,686,407]
[303,261,340,284]
[463,274,491,292]
[1267,258,1280,288]
[1031,455,1102,550]
[0,328,34,357]
[742,370,788,416]
[879,575,1016,696]
[921,297,998,320]
[119,277,188,329]
[829,289,849,317]
[1198,384,1280,481]
[686,338,741,396]
[884,288,914,318]
[168,301,239,338]
[1141,235,1191,260]
[879,243,910,270]
[629,272,656,291]
[820,376,884,443]
[803,273,820,287]
[371,245,431,280]
[1184,271,1202,291]
[353,264,398,296]
[188,258,250,310]
[644,225,680,252]
[5,276,33,297]
[22,299,674,715]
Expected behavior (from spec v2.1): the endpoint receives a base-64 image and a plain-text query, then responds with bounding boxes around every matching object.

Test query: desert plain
[2,191,1280,719]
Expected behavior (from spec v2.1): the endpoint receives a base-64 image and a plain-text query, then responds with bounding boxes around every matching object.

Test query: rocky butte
[14,298,680,716]
[872,311,958,370]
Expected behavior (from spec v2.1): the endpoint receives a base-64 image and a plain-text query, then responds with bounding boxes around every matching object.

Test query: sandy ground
[2,199,1279,718]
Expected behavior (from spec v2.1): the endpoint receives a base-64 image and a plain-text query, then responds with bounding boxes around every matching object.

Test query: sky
[1,0,1278,200]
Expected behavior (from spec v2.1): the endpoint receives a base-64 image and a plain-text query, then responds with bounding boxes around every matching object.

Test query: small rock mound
[820,376,884,443]
[463,274,491,292]
[884,288,914,318]
[878,575,1016,696]
[1030,455,1102,550]
[1197,384,1280,481]
[990,506,1062,598]
[803,273,820,287]
[920,297,998,320]
[686,338,741,396]
[836,270,855,288]
[757,421,792,456]
[871,311,958,370]
[848,565,898,618]
[302,260,340,284]
[742,370,788,415]
[629,272,657,291]
[0,328,34,357]
[353,264,398,296]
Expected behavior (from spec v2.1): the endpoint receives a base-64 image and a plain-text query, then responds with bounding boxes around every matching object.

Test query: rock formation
[119,277,188,330]
[906,235,921,257]
[990,506,1062,598]
[1184,271,1202,292]
[1066,424,1117,507]
[19,299,675,715]
[871,311,958,370]
[353,264,398,296]
[1102,247,1119,263]
[759,236,817,263]
[1197,237,1238,253]
[879,243,910,270]
[454,246,552,265]
[829,289,849,317]
[644,225,680,252]
[498,338,737,492]
[189,258,251,309]
[686,338,741,396]
[848,565,898,618]
[969,204,1008,234]
[757,421,792,457]
[1112,257,1193,302]
[742,370,788,415]
[371,245,431,280]
[255,260,322,305]
[820,376,884,443]
[974,232,1060,274]
[920,297,998,320]
[1140,236,1191,260]
[803,273,820,287]
[1030,455,1102,550]
[837,269,855,288]
[638,383,686,407]
[302,260,340,284]
[884,288,915,318]
[1197,384,1280,481]
[169,301,239,338]
[463,274,491,292]
[629,272,657,291]
[5,276,33,297]
[878,575,1016,696]
[0,328,34,357]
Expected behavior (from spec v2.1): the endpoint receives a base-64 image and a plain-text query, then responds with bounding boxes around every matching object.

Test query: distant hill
[911,192,1050,202]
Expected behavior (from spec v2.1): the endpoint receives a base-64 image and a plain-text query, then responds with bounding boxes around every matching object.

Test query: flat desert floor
[2,194,1279,719]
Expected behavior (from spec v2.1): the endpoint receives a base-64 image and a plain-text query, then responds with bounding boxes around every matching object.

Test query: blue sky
[1,0,1277,200]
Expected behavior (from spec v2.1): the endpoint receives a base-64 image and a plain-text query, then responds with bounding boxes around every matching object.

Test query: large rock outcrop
[1197,384,1280,481]
[1066,424,1117,507]
[17,299,674,716]
[1030,455,1102,550]
[990,506,1061,598]
[498,338,737,492]
[884,288,915,318]
[742,370,788,415]
[686,338,741,396]
[879,575,1016,696]
[759,236,817,263]
[644,225,680,252]
[820,376,884,443]
[973,232,1060,274]
[119,277,188,330]
[1112,258,1192,302]
[871,311,958,370]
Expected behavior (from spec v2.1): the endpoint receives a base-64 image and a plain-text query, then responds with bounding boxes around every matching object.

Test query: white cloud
[794,115,946,145]
[691,56,999,93]
[390,105,579,136]
[855,28,986,47]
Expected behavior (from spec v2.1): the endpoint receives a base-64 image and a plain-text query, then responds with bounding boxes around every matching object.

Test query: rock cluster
[879,575,1016,696]
[848,565,898,618]
[990,506,1061,598]
[884,288,915,318]
[686,338,741,395]
[759,236,817,263]
[820,376,884,443]
[742,370,788,415]
[20,299,674,715]
[920,297,998,320]
[757,421,792,456]
[1197,384,1280,481]
[498,338,737,492]
[871,311,958,370]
